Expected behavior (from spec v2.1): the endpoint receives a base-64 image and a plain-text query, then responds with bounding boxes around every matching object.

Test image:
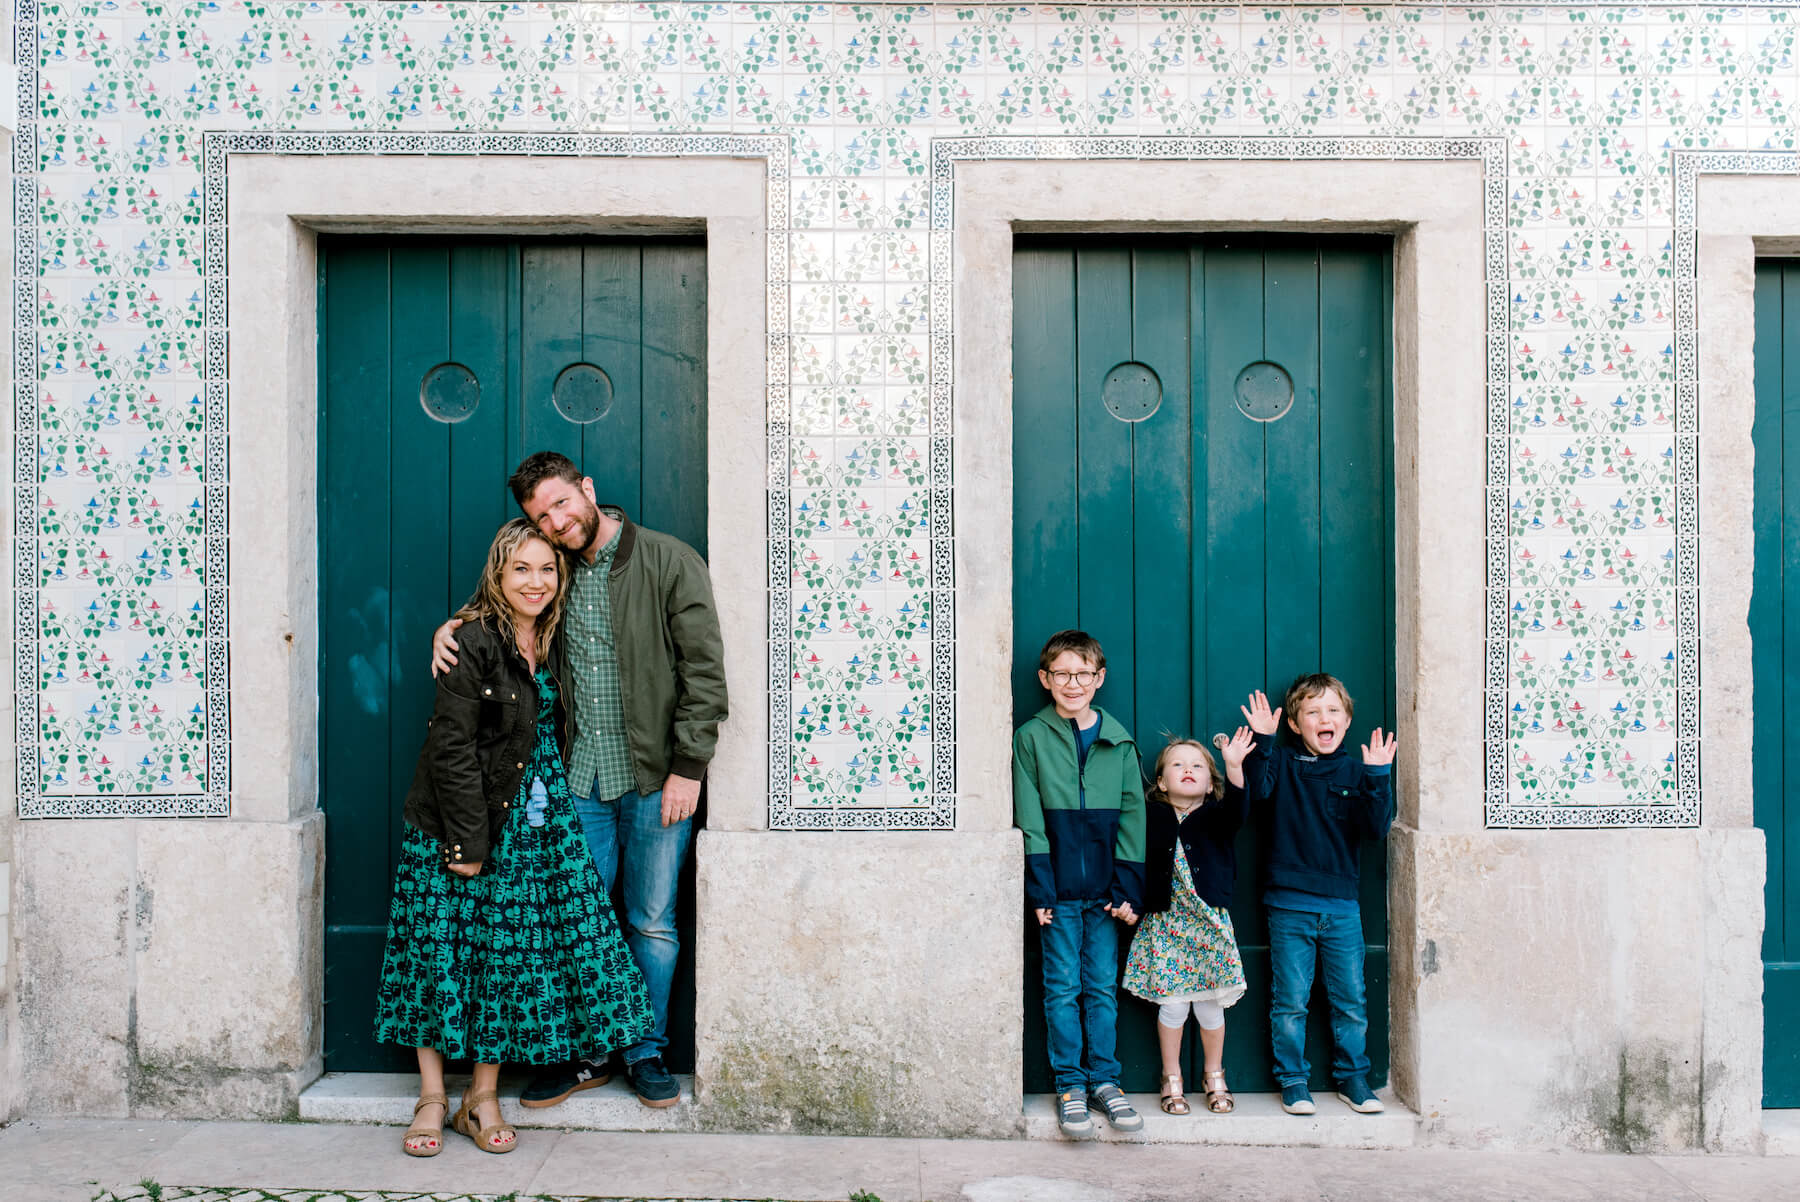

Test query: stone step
[300,1073,1415,1147]
[1022,1088,1415,1148]
[300,1071,700,1133]
[1764,1109,1800,1155]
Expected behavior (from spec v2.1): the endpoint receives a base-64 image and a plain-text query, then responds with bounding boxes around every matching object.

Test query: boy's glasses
[1046,670,1099,687]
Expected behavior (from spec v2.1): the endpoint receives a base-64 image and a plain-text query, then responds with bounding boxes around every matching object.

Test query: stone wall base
[1391,826,1765,1153]
[692,829,1023,1138]
[17,813,325,1118]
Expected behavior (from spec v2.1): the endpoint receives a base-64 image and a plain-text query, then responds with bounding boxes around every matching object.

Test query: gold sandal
[452,1087,517,1154]
[1201,1069,1235,1114]
[1159,1073,1191,1116]
[401,1091,448,1157]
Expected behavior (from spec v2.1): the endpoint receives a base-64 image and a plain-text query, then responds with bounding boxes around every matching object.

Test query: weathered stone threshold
[300,1072,1417,1147]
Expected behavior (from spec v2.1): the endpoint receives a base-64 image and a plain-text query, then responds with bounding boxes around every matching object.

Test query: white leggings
[1159,999,1226,1031]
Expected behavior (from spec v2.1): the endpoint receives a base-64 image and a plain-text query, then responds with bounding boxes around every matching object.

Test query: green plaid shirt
[563,525,637,801]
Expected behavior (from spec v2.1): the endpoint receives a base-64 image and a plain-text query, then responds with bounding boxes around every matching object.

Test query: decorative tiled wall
[15,0,1777,827]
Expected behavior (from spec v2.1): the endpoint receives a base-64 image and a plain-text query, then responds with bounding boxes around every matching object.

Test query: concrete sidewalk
[2,1117,1796,1202]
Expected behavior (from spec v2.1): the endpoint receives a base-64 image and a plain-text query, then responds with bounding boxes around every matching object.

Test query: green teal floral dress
[373,668,653,1063]
[1123,844,1248,1008]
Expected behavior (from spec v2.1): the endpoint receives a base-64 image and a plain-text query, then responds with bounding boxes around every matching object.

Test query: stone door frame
[1687,153,1800,1142]
[223,140,772,834]
[219,141,775,1095]
[947,144,1490,1109]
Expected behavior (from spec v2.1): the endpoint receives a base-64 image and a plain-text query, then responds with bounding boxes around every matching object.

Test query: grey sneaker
[1056,1090,1097,1139]
[1089,1082,1144,1132]
[1336,1076,1385,1114]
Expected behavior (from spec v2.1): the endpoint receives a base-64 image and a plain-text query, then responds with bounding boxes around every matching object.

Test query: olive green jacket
[553,508,729,793]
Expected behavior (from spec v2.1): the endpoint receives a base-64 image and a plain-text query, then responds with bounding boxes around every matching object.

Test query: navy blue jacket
[1244,734,1392,900]
[1142,782,1248,914]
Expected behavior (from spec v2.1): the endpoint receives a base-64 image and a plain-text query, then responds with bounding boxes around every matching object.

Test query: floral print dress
[374,667,653,1064]
[1123,841,1248,1007]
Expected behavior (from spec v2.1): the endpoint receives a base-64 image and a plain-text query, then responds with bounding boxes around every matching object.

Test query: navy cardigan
[1141,782,1248,914]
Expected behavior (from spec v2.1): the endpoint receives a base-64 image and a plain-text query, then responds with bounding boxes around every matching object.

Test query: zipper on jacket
[1074,721,1090,895]
[608,563,643,795]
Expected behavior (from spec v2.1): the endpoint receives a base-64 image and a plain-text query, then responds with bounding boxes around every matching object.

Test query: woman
[373,518,653,1155]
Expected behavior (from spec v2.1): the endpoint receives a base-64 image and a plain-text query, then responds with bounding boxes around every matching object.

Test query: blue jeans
[1039,900,1122,1095]
[1267,907,1370,1089]
[572,783,692,1065]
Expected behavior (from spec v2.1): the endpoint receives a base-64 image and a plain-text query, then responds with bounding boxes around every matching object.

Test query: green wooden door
[318,236,706,1072]
[1754,260,1800,1106]
[1013,235,1395,1095]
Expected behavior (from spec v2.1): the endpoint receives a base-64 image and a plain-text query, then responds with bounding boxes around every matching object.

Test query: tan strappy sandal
[1201,1069,1235,1114]
[1159,1073,1191,1115]
[452,1087,517,1154]
[401,1091,448,1157]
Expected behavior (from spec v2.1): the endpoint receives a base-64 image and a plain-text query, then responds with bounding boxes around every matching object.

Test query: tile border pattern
[930,133,1698,829]
[1,0,220,817]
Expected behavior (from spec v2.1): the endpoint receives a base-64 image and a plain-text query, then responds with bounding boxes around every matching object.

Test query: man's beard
[563,501,601,554]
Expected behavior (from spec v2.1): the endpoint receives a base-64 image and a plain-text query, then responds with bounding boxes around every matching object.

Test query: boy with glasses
[1013,629,1147,1138]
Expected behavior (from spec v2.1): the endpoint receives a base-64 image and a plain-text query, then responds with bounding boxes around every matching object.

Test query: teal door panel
[319,236,706,1073]
[1013,235,1395,1095]
[1753,260,1800,1107]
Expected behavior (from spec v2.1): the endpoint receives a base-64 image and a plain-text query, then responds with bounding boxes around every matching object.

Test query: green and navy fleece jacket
[1243,733,1393,901]
[1012,705,1147,912]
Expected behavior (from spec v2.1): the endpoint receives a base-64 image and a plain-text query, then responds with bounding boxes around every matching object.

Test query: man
[433,451,728,1108]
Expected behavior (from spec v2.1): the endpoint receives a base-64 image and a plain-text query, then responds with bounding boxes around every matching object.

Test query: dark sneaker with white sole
[1336,1076,1385,1113]
[519,1058,611,1108]
[1056,1090,1097,1139]
[625,1055,682,1108]
[1280,1083,1317,1115]
[1089,1082,1144,1132]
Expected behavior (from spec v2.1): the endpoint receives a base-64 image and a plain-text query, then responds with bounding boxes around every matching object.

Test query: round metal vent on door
[419,362,480,423]
[552,362,615,424]
[1234,360,1294,422]
[1102,360,1163,422]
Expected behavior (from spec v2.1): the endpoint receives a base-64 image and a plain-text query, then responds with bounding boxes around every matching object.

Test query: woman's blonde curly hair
[454,517,568,663]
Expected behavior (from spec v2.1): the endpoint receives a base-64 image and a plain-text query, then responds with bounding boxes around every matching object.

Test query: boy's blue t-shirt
[1072,715,1099,786]
[1264,886,1361,916]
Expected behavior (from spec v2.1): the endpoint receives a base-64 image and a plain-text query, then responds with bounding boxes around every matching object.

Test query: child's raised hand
[1241,690,1282,736]
[1361,727,1398,766]
[1035,907,1054,927]
[1219,725,1257,770]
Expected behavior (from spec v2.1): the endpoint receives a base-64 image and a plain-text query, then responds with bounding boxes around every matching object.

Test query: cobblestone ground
[93,1190,757,1202]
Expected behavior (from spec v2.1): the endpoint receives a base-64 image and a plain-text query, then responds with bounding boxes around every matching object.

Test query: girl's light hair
[1147,734,1226,806]
[454,518,568,662]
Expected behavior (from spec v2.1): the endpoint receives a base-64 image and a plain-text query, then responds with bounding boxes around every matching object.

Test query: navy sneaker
[519,1058,611,1109]
[625,1055,682,1108]
[1280,1082,1316,1115]
[1336,1076,1385,1113]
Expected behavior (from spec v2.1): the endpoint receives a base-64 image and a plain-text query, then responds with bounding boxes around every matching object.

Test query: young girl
[373,519,653,1156]
[1122,729,1255,1115]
